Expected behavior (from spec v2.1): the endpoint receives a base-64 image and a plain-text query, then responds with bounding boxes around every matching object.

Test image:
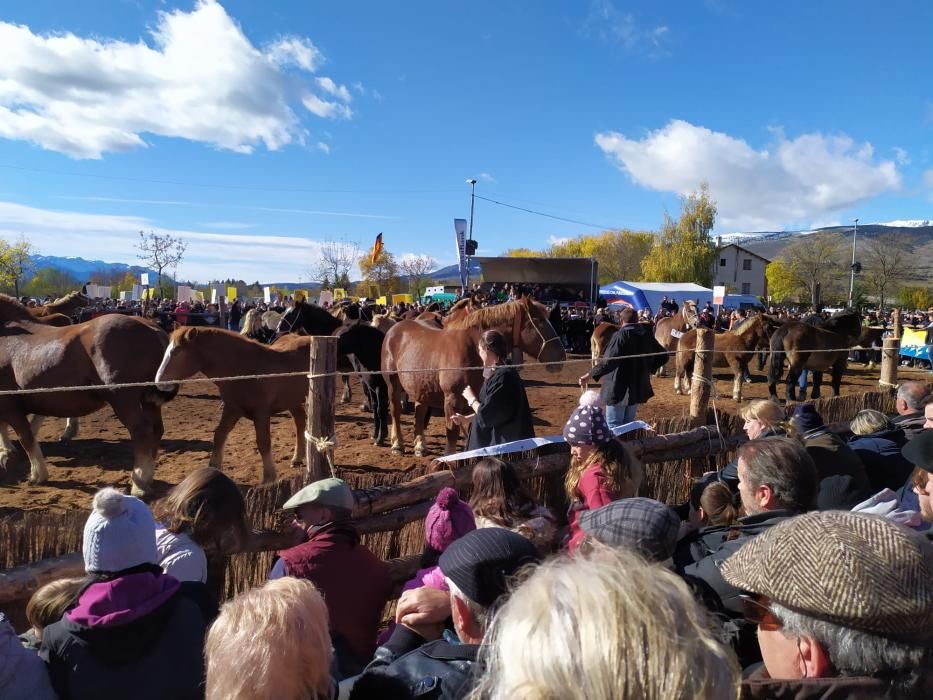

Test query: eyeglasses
[739,594,783,630]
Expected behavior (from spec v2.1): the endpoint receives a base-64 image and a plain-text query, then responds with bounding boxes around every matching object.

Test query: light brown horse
[382,297,565,456]
[673,315,778,401]
[155,327,310,483]
[0,295,174,495]
[30,291,90,319]
[590,321,619,366]
[653,300,699,376]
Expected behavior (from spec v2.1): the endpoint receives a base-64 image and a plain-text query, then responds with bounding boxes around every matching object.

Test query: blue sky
[0,0,931,282]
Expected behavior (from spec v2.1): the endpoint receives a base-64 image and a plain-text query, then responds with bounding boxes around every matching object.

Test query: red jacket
[277,522,391,664]
[567,463,618,550]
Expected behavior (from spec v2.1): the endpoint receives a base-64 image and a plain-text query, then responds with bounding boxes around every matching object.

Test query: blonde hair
[849,408,892,436]
[471,549,740,700]
[564,440,643,502]
[205,577,332,700]
[740,399,786,428]
[240,308,260,336]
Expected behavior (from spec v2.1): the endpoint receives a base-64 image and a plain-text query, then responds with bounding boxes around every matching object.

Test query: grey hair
[737,437,817,512]
[446,577,491,632]
[849,409,892,436]
[897,381,931,411]
[771,602,930,689]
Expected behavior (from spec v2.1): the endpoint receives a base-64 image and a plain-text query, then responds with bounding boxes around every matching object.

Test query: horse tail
[767,328,786,388]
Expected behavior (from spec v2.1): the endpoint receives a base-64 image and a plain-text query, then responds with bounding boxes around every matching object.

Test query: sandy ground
[1,353,919,515]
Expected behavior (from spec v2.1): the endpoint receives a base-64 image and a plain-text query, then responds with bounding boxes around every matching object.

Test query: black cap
[903,430,933,472]
[439,528,540,608]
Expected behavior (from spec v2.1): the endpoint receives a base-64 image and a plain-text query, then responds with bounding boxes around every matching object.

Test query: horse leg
[29,415,45,440]
[413,402,430,457]
[8,415,48,485]
[210,404,242,470]
[387,375,406,455]
[60,417,79,442]
[0,423,17,469]
[289,406,307,468]
[785,365,802,403]
[810,370,824,400]
[110,396,160,498]
[830,358,846,397]
[733,365,743,402]
[341,374,352,405]
[444,393,461,455]
[253,414,277,483]
[375,381,389,447]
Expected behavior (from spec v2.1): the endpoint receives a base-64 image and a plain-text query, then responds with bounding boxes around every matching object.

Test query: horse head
[155,327,201,390]
[682,300,699,328]
[0,294,35,325]
[515,297,566,373]
[825,310,863,343]
[276,301,342,336]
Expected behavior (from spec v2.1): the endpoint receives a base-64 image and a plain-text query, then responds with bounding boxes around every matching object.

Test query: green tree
[22,266,82,298]
[640,185,718,285]
[765,259,799,303]
[0,236,36,297]
[780,234,846,305]
[358,249,400,298]
[899,286,933,311]
[503,247,541,257]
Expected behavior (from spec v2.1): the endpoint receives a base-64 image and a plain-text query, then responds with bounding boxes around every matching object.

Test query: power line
[473,194,619,231]
[0,163,462,195]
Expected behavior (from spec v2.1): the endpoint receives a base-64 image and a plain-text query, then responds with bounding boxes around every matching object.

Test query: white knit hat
[82,487,159,574]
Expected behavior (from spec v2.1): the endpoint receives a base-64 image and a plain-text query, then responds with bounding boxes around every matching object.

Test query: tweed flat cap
[579,497,681,562]
[281,478,354,511]
[722,511,933,643]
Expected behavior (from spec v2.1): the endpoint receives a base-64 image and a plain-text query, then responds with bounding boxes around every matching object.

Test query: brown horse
[653,300,699,377]
[155,327,310,483]
[382,297,565,456]
[0,295,174,495]
[673,315,777,401]
[767,311,862,402]
[590,321,619,366]
[30,291,90,319]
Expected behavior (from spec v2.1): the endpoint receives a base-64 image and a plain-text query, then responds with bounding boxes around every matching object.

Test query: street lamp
[847,218,859,308]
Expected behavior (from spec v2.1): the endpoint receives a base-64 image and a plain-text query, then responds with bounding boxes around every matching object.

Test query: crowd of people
[3,374,932,699]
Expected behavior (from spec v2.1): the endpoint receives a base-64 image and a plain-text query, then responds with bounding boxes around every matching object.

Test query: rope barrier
[0,344,886,398]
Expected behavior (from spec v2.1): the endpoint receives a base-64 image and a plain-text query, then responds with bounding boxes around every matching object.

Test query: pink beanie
[424,487,476,552]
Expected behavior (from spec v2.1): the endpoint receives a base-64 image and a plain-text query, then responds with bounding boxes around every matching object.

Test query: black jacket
[680,509,800,615]
[800,428,872,510]
[466,366,534,451]
[893,411,927,442]
[41,576,216,700]
[848,427,915,493]
[590,323,667,405]
[349,626,479,700]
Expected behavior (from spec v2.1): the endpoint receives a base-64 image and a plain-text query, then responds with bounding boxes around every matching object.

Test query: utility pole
[466,178,477,289]
[847,218,858,308]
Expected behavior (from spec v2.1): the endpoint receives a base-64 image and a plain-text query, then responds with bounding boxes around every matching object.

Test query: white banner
[132,284,143,301]
[140,273,150,286]
[318,290,334,306]
[713,285,726,305]
[454,218,468,291]
[263,286,272,304]
[425,285,445,296]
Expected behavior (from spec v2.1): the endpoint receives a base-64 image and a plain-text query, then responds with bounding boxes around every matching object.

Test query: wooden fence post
[879,336,900,388]
[306,335,338,481]
[892,308,902,340]
[689,328,714,425]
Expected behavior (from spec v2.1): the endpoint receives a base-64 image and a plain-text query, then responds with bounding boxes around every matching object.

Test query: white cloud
[199,221,254,230]
[595,119,901,231]
[893,146,910,165]
[316,141,331,154]
[547,235,571,246]
[352,81,365,95]
[316,77,352,102]
[0,0,355,158]
[0,199,324,281]
[302,93,352,119]
[479,172,497,183]
[582,1,670,58]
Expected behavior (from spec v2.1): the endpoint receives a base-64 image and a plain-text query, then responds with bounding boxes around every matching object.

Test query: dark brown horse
[673,315,777,401]
[382,297,565,456]
[155,327,310,483]
[767,311,862,402]
[0,295,174,495]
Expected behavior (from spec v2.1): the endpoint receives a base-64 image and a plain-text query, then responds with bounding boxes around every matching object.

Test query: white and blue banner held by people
[454,218,468,293]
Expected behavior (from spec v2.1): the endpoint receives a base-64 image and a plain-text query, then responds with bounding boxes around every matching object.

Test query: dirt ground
[0,355,924,515]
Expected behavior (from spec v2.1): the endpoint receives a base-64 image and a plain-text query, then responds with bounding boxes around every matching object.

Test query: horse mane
[47,291,87,310]
[0,294,36,322]
[732,315,762,338]
[444,298,547,331]
[447,297,474,314]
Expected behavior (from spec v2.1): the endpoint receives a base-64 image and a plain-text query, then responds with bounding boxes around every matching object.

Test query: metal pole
[848,218,858,308]
[466,179,476,290]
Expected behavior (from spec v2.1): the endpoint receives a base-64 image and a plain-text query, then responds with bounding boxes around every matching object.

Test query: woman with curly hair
[563,390,643,550]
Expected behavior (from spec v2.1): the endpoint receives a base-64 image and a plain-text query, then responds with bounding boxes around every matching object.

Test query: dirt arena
[0,356,921,515]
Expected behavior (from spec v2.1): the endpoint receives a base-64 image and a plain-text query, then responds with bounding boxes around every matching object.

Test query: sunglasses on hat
[739,594,783,630]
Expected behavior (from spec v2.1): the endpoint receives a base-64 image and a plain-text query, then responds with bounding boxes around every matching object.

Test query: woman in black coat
[847,409,914,493]
[452,330,534,450]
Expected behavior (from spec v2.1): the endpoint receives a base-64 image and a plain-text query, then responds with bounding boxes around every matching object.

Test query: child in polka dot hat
[563,390,644,550]
[562,389,612,445]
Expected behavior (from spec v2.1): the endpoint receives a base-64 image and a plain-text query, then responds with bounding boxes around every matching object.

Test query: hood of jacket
[66,571,181,629]
[848,427,906,450]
